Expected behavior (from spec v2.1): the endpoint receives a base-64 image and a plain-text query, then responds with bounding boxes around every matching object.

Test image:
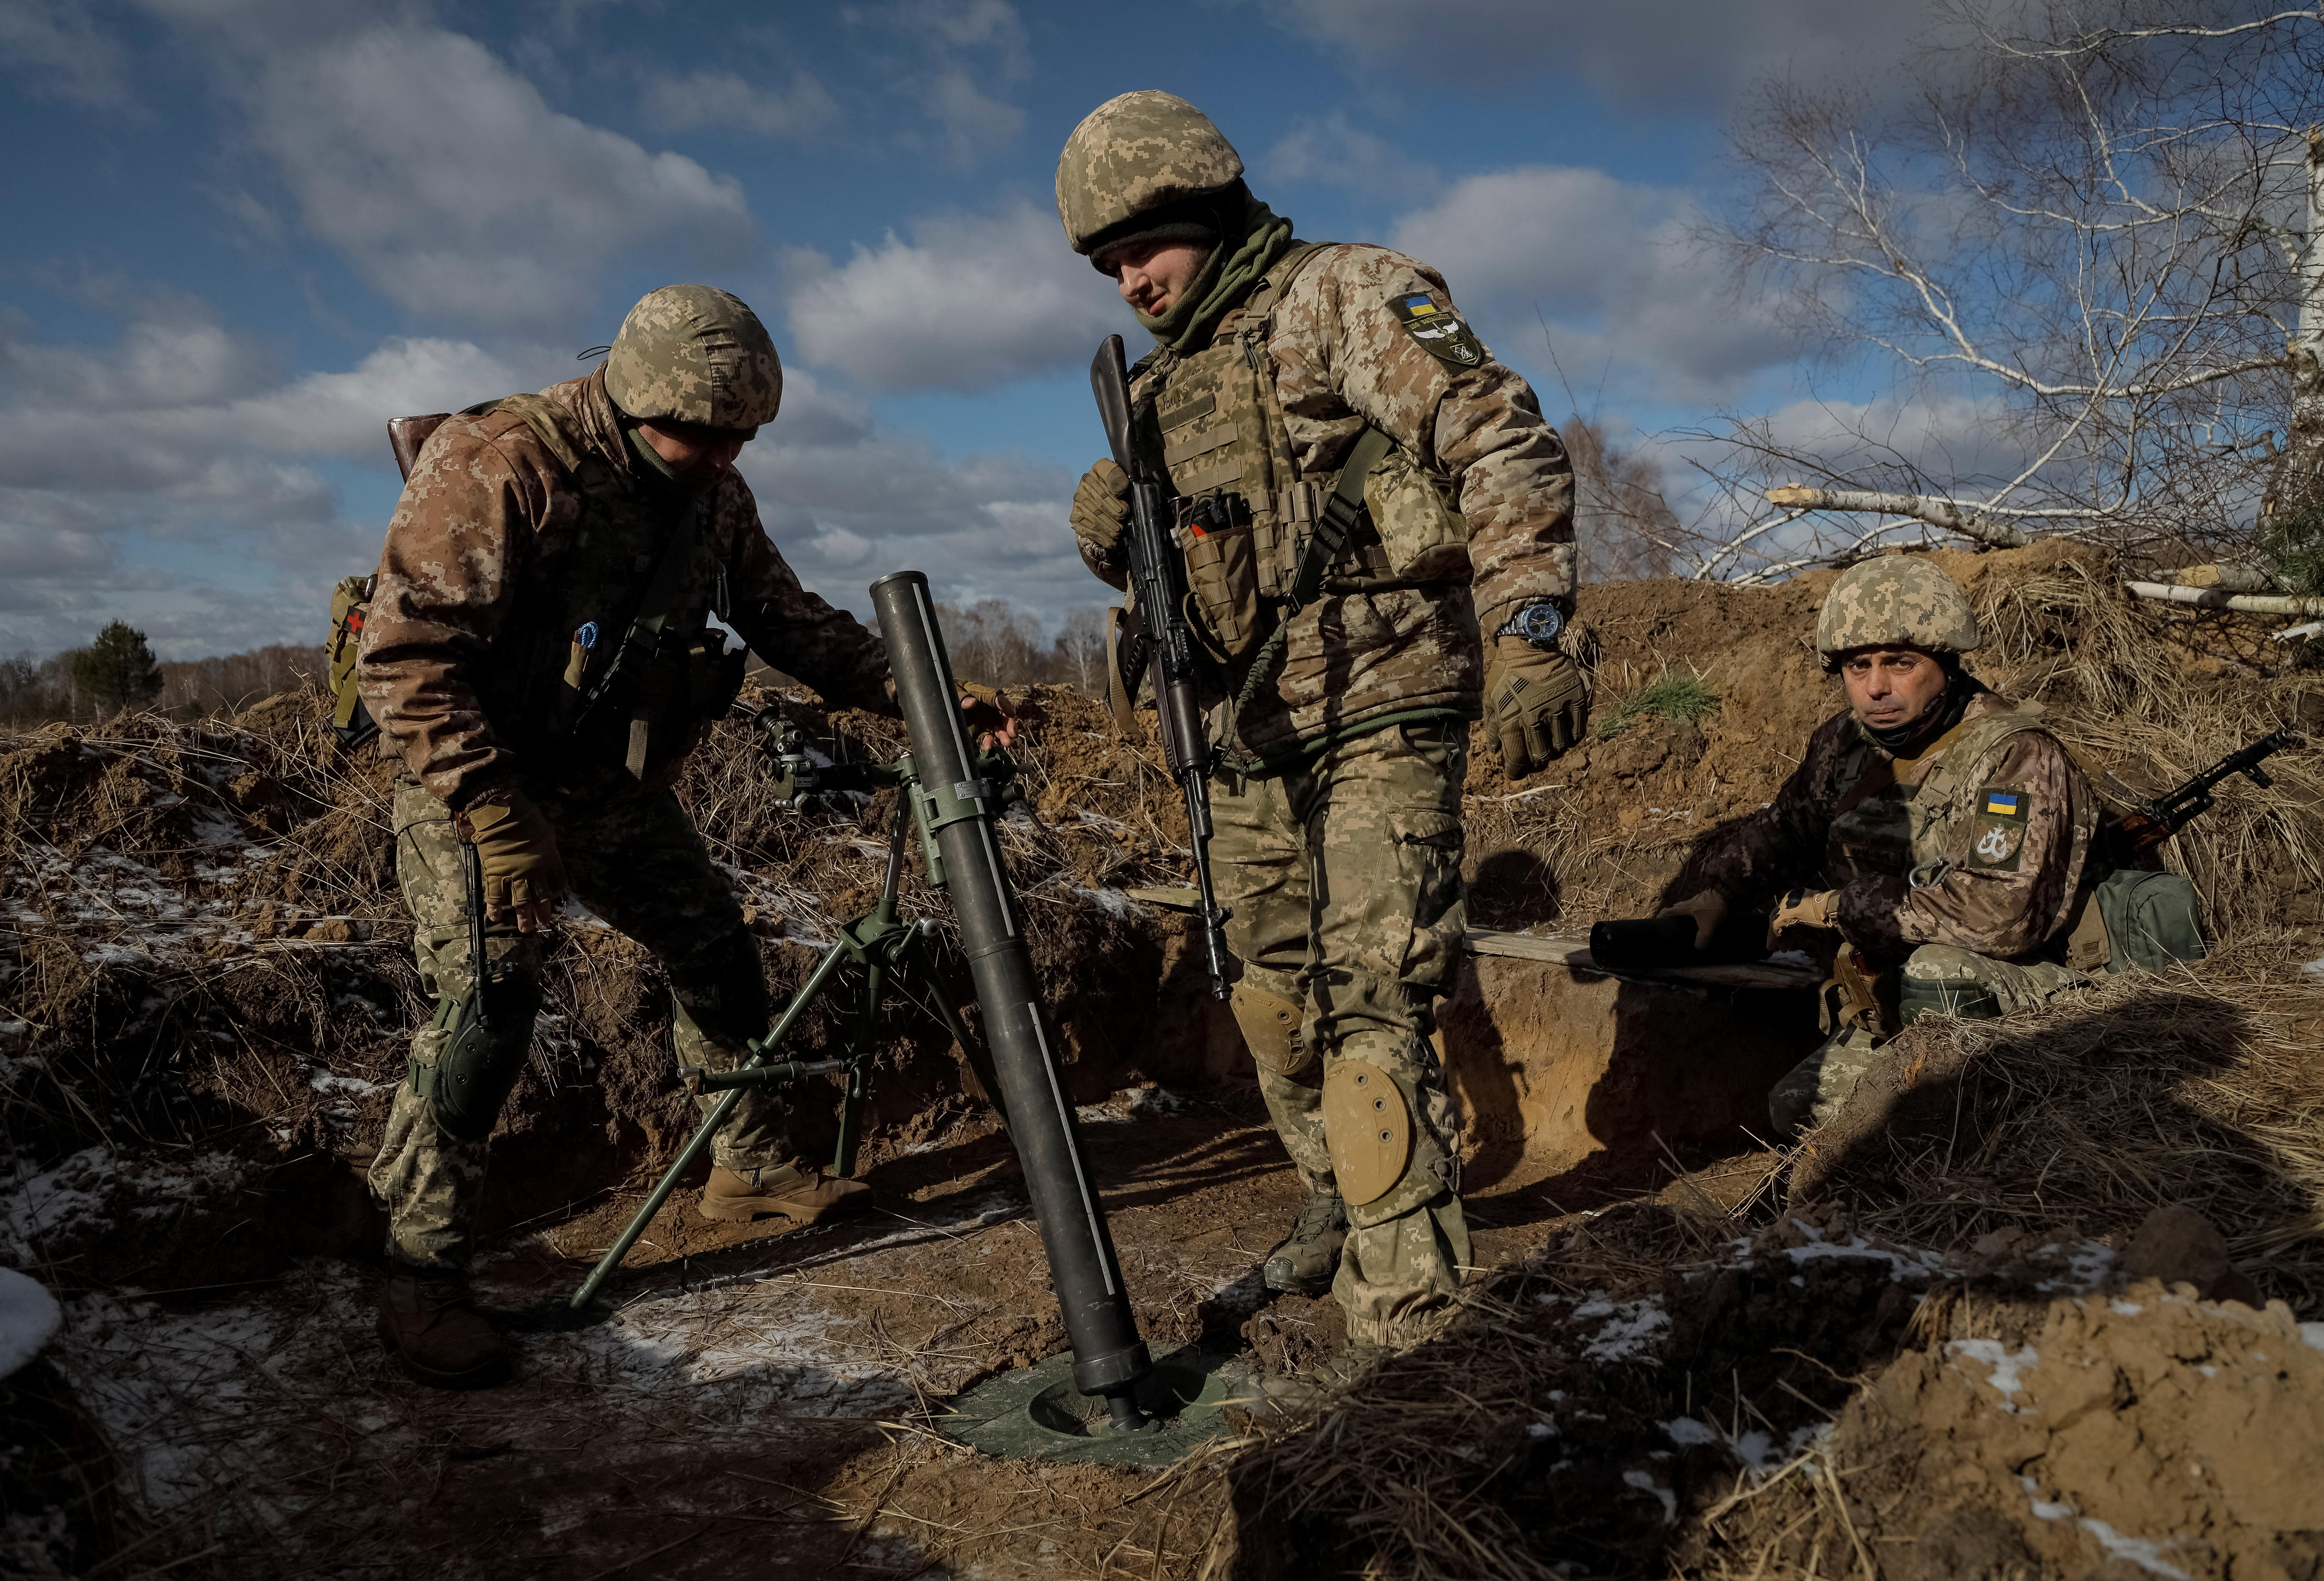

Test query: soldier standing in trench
[1657,557,2170,1135]
[358,284,1011,1389]
[1056,92,1585,1404]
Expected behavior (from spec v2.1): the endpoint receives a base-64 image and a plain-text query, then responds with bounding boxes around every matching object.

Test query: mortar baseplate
[935,1345,1249,1467]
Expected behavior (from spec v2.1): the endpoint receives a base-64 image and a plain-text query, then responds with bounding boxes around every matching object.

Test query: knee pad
[1321,1057,1431,1217]
[1900,946,2004,1025]
[1232,983,1312,1078]
[667,929,772,1050]
[421,967,542,1142]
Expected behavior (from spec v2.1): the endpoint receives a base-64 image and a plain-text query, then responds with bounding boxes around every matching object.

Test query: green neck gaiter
[1135,194,1297,354]
[625,423,718,498]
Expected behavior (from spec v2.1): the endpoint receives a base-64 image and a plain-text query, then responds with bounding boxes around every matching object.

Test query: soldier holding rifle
[1057,92,1584,1403]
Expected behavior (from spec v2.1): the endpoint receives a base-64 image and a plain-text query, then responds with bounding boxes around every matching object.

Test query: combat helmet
[1056,91,1244,260]
[602,284,782,429]
[1815,555,1981,658]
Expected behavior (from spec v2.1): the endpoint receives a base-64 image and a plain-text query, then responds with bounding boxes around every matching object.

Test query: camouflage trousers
[366,777,785,1271]
[1213,717,1472,1349]
[1768,942,2089,1134]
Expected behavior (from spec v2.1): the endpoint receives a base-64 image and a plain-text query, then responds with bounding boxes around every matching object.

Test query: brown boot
[700,1161,873,1225]
[375,1262,511,1390]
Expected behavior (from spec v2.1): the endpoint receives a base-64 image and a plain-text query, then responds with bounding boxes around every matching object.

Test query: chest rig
[475,395,744,784]
[1823,701,2049,889]
[1134,244,1470,662]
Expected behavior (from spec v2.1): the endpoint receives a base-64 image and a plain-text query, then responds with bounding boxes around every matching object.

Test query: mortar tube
[870,570,1152,1431]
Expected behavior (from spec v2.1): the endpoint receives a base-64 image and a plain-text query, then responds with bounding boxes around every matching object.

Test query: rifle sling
[574,491,709,777]
[1287,426,1394,615]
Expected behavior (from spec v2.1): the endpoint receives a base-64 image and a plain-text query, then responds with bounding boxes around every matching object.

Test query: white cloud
[1272,0,1937,109]
[0,0,136,109]
[784,202,1121,393]
[843,0,1030,166]
[1263,113,1439,204]
[1387,166,1796,403]
[639,67,839,139]
[178,15,761,335]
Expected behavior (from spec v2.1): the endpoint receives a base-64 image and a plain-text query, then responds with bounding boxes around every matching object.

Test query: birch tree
[1703,1,2324,576]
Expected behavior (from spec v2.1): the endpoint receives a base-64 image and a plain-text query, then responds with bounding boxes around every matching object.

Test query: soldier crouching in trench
[356,284,1010,1389]
[1657,556,2197,1137]
[1055,92,1585,1407]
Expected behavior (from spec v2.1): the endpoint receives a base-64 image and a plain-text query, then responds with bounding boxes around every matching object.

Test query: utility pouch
[1179,493,1272,661]
[416,843,541,1142]
[326,575,379,750]
[1103,606,1144,737]
[1363,446,1471,584]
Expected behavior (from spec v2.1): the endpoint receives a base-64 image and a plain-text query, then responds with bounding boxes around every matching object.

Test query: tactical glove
[1485,637,1588,779]
[1656,889,1730,952]
[456,790,568,915]
[1070,458,1131,573]
[1766,887,1839,947]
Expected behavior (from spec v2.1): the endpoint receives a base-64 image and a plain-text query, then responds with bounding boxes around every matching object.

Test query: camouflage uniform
[1684,682,2100,1131]
[1060,94,1575,1346]
[358,314,893,1271]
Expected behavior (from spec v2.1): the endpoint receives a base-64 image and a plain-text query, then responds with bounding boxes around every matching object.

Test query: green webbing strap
[1217,425,1398,758]
[572,494,706,776]
[1287,426,1394,616]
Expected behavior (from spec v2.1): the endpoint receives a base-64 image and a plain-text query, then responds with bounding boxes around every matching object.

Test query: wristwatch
[1495,602,1565,649]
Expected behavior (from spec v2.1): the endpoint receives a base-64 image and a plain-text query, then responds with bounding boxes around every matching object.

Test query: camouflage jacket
[1681,691,2099,962]
[358,369,891,807]
[1090,243,1574,763]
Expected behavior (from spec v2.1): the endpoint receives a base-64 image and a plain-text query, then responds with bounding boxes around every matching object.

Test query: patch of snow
[2019,1479,2189,1579]
[1621,1469,1677,1522]
[1070,884,1136,919]
[0,1268,62,1378]
[307,1068,389,1099]
[1949,1339,2039,1407]
[1663,1416,1719,1448]
[1571,1295,1670,1361]
[1076,1086,1190,1125]
[1525,1421,1556,1439]
[2113,1299,2146,1316]
[2301,957,2324,978]
[2299,1322,2324,1351]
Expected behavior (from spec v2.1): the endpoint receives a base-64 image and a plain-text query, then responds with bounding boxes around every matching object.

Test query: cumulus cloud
[1272,0,1936,109]
[1262,113,1439,204]
[844,0,1031,166]
[784,202,1121,393]
[173,14,761,335]
[0,0,136,109]
[1387,166,1795,403]
[639,67,839,139]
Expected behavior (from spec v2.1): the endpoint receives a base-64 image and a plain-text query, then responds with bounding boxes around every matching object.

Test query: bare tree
[1565,416,1682,581]
[1053,606,1106,692]
[1701,2,2324,577]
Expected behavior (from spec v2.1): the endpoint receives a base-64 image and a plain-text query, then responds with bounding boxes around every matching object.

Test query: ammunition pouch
[416,968,542,1142]
[1180,493,1272,662]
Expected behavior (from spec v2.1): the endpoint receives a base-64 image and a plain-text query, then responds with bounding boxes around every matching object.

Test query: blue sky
[0,0,1941,660]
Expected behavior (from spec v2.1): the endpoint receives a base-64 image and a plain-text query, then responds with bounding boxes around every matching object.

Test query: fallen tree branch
[2124,581,2324,617]
[1763,487,2033,549]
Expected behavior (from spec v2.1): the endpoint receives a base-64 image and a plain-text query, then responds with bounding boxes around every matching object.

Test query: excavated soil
[8,543,2324,1578]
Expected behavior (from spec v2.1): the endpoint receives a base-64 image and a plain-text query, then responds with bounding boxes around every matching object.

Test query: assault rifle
[1090,333,1233,1000]
[2106,725,2298,858]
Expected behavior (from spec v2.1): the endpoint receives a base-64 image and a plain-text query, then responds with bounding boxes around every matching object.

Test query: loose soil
[9,544,2324,1578]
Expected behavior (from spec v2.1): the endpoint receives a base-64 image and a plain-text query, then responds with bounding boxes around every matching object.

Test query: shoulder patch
[1388,292,1486,369]
[1967,785,2035,871]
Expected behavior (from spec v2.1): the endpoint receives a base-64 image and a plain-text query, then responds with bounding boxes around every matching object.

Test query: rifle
[1089,333,1233,1000]
[2106,725,2298,858]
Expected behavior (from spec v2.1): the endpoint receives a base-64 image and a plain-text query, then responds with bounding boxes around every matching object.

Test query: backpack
[327,574,379,750]
[2092,868,2208,975]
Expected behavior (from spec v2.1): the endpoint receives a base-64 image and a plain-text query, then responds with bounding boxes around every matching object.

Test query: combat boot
[1230,1339,1387,1417]
[1262,1186,1347,1296]
[700,1161,873,1225]
[375,1262,511,1390]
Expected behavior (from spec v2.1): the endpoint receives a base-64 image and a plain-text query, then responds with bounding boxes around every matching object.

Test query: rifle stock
[1090,335,1233,999]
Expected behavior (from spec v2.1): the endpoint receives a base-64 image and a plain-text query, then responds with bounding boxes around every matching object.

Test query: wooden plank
[1125,886,1201,913]
[1463,928,1821,991]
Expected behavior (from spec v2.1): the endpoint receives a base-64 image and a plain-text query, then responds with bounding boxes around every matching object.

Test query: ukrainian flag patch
[1982,790,2025,817]
[1388,290,1486,368]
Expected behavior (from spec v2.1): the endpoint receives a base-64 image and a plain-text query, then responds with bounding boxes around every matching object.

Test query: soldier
[1660,556,2104,1134]
[358,284,1010,1389]
[1056,93,1584,1403]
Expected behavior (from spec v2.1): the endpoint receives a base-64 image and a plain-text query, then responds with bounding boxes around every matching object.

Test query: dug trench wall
[7,540,2323,1290]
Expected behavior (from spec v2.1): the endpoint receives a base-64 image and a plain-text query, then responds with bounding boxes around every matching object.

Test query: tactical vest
[1823,700,2053,889]
[1136,243,1474,659]
[468,394,745,787]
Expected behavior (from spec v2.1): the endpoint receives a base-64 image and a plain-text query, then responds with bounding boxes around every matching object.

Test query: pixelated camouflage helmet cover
[1816,556,1982,656]
[602,284,782,429]
[1056,90,1243,254]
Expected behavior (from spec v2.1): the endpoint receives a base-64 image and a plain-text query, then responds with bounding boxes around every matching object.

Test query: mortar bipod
[569,754,1015,1310]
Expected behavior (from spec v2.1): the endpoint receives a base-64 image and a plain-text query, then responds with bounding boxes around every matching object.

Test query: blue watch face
[1510,604,1564,646]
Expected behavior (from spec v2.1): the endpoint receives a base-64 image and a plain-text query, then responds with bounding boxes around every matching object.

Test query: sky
[0,0,1947,661]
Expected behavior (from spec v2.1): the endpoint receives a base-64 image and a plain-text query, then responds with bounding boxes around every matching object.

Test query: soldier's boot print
[1263,1185,1349,1296]
[700,1161,872,1225]
[376,1262,511,1390]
